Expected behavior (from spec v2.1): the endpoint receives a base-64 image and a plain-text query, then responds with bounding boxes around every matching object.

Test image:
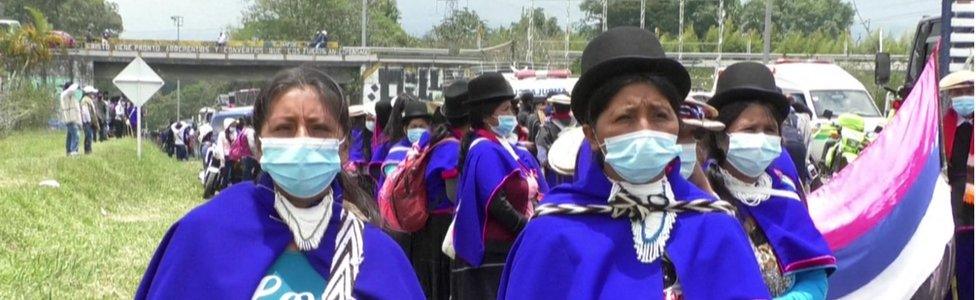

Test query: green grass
[0,130,202,298]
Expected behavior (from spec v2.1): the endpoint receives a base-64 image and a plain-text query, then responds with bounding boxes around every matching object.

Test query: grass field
[0,130,202,298]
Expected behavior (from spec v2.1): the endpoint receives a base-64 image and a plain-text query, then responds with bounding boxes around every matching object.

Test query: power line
[858,0,930,9]
[872,9,941,23]
[851,0,873,34]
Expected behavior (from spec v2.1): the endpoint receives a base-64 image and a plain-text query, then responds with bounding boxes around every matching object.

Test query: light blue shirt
[253,249,327,299]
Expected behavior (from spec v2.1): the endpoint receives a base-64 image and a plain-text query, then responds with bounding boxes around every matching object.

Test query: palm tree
[0,6,61,79]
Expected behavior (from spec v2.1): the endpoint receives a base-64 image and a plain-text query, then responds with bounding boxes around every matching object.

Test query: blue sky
[111,0,940,42]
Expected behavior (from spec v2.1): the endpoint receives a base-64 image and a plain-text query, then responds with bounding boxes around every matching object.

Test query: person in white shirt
[114,99,127,137]
[59,82,82,156]
[215,119,237,187]
[217,31,228,49]
[171,121,188,160]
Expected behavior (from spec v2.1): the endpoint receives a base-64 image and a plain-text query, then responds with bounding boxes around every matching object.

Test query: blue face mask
[407,128,427,144]
[678,143,698,179]
[602,130,682,184]
[492,114,518,137]
[952,96,974,117]
[725,133,782,178]
[365,120,376,133]
[260,137,343,198]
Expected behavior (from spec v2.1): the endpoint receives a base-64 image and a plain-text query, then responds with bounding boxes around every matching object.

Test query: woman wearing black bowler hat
[403,79,471,300]
[702,62,835,299]
[498,27,769,299]
[451,72,549,300]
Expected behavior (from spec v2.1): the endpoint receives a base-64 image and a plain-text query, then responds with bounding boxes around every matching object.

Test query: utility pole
[361,0,367,47]
[678,0,685,60]
[477,24,483,49]
[170,16,184,42]
[879,27,884,53]
[527,0,535,68]
[602,0,608,32]
[717,0,725,64]
[640,0,646,30]
[565,0,571,59]
[177,79,181,121]
[762,0,772,63]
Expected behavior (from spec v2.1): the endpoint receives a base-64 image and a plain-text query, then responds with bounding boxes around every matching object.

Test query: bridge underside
[91,60,361,88]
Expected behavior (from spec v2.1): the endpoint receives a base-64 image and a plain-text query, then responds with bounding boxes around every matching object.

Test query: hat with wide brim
[442,79,469,118]
[222,118,236,129]
[940,70,975,91]
[348,104,366,118]
[708,62,789,123]
[82,86,99,94]
[680,99,725,131]
[547,94,571,105]
[548,127,585,176]
[466,72,515,106]
[402,100,432,120]
[571,27,691,124]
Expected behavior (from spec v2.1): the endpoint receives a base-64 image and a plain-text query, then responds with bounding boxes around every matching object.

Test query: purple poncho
[454,130,550,267]
[136,174,424,299]
[499,141,771,299]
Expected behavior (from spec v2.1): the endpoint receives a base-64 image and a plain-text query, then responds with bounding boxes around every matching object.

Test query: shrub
[0,79,56,138]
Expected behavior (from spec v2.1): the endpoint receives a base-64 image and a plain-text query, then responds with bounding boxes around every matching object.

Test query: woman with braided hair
[498,27,769,299]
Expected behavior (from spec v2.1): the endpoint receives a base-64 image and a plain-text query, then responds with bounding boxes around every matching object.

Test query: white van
[770,61,883,163]
[772,62,882,122]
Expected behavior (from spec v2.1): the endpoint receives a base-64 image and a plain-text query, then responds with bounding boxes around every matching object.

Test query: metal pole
[717,0,724,63]
[678,0,684,60]
[527,1,535,68]
[361,0,367,47]
[602,0,608,32]
[137,106,142,158]
[565,0,571,59]
[177,79,181,121]
[171,16,183,42]
[878,27,883,53]
[762,0,772,63]
[640,0,646,30]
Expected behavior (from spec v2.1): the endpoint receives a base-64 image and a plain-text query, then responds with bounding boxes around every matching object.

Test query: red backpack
[228,130,252,161]
[379,138,457,232]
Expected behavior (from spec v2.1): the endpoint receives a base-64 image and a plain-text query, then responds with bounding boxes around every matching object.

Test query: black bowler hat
[571,26,690,123]
[708,62,789,122]
[402,99,432,120]
[442,79,469,119]
[466,72,515,106]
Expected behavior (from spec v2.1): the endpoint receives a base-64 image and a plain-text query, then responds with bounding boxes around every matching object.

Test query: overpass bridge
[57,43,906,103]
